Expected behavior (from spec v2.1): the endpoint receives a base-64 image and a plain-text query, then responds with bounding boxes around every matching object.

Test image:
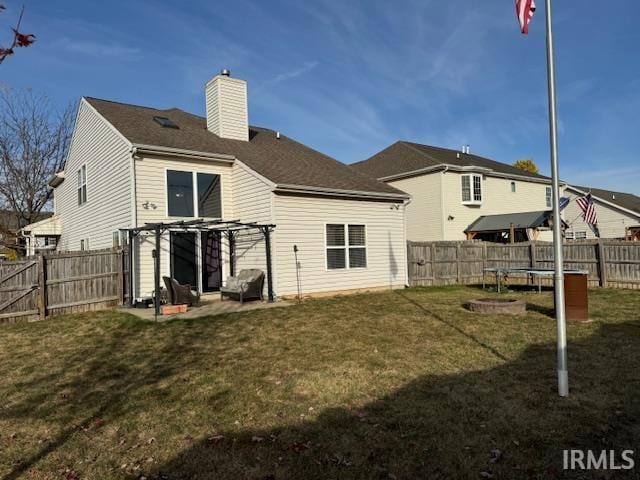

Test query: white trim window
[566,230,587,240]
[77,164,87,205]
[80,237,90,251]
[326,224,367,270]
[545,186,552,208]
[461,174,482,204]
[510,181,516,193]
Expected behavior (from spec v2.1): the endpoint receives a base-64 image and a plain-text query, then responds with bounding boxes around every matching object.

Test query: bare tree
[0,88,75,226]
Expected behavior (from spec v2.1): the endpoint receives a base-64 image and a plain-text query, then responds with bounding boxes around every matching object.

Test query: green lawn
[0,286,639,479]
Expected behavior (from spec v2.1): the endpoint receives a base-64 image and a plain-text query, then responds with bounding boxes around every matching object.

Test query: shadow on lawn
[145,319,640,480]
[1,317,211,480]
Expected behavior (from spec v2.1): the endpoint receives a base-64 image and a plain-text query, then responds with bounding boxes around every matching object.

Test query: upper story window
[546,186,552,208]
[167,170,222,218]
[326,224,367,270]
[510,181,516,193]
[77,165,87,205]
[461,174,482,204]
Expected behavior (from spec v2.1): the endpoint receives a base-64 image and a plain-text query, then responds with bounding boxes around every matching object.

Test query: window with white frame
[461,174,482,204]
[510,181,516,193]
[80,237,89,251]
[566,230,587,240]
[77,165,87,205]
[166,170,221,218]
[546,186,552,208]
[326,224,367,270]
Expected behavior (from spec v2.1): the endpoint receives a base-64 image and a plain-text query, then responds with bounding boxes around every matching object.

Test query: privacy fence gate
[407,239,640,289]
[0,248,129,322]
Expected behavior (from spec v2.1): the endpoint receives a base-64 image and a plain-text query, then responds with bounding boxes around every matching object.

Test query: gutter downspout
[402,197,412,287]
[440,166,449,240]
[129,147,139,299]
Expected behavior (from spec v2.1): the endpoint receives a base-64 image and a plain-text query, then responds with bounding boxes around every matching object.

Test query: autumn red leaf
[12,29,35,47]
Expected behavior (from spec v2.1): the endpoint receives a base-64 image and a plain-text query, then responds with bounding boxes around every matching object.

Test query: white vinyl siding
[389,173,443,241]
[273,194,406,296]
[205,76,249,141]
[55,99,132,251]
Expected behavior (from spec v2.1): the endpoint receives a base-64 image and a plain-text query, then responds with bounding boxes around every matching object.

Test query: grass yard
[0,286,639,480]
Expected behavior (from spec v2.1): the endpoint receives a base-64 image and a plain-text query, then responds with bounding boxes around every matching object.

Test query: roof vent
[153,116,179,129]
[221,68,231,76]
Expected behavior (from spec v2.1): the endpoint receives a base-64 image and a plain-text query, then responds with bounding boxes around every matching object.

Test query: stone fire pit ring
[468,298,526,315]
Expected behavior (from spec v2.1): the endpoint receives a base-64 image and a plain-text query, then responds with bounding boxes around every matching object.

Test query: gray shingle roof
[85,97,406,198]
[351,141,550,181]
[569,185,640,216]
[466,210,553,233]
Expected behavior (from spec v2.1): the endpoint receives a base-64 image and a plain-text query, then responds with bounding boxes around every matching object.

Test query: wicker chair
[220,269,265,304]
[162,276,200,306]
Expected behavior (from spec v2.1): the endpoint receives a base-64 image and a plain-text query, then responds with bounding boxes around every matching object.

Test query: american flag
[516,0,536,34]
[576,194,598,226]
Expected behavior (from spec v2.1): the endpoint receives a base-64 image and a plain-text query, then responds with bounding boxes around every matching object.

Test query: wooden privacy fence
[0,247,129,323]
[407,240,640,289]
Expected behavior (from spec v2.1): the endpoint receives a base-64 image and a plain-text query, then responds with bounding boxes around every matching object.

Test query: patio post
[154,226,161,318]
[228,230,235,277]
[263,226,274,303]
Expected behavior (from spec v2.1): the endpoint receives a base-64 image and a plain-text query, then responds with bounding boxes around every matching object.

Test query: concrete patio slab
[119,294,293,321]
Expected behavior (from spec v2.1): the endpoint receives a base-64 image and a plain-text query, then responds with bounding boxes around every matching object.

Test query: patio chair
[220,269,265,304]
[163,276,201,307]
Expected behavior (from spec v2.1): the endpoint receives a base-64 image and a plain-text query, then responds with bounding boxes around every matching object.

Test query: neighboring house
[49,70,409,299]
[0,210,54,255]
[19,214,62,256]
[562,185,640,240]
[352,142,556,241]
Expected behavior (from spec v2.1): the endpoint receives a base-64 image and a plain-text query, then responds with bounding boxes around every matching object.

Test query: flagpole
[544,0,569,397]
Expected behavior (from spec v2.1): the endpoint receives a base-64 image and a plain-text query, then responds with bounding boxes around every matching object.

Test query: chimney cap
[220,68,231,77]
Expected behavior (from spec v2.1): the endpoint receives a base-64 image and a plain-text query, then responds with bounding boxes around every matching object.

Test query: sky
[1,0,639,194]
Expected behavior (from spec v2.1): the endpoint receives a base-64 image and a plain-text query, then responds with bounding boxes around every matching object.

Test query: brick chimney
[205,69,249,141]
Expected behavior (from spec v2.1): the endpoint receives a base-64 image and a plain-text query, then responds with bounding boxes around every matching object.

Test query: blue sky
[2,0,639,193]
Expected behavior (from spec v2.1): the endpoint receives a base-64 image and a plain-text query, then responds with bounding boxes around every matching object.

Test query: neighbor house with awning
[44,70,409,300]
[352,142,556,241]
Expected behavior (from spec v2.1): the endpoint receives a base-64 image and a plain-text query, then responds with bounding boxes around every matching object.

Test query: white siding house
[46,70,409,301]
[562,185,640,240]
[353,142,554,242]
[55,100,134,251]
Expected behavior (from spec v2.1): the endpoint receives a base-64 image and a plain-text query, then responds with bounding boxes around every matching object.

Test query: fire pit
[468,298,526,315]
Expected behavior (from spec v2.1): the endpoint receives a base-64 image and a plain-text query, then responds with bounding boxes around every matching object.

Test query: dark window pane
[348,225,366,246]
[461,176,471,202]
[167,170,194,217]
[326,224,345,246]
[327,248,346,269]
[349,247,367,268]
[197,173,222,218]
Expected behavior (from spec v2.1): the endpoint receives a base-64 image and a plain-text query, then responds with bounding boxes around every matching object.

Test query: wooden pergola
[122,219,276,316]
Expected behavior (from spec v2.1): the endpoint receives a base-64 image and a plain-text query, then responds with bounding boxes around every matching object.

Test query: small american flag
[576,194,598,226]
[516,0,536,34]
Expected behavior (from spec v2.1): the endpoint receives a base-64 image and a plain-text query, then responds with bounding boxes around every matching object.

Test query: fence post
[38,254,47,320]
[117,249,124,305]
[430,243,436,286]
[456,242,462,284]
[597,239,607,287]
[530,241,537,286]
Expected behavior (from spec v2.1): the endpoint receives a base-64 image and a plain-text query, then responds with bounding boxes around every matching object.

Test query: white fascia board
[379,163,557,185]
[131,144,235,164]
[274,183,410,202]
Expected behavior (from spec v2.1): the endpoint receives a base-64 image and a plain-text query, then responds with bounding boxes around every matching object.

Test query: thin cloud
[53,38,141,58]
[254,61,319,94]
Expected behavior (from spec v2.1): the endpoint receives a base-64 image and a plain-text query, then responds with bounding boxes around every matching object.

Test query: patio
[119,293,292,321]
